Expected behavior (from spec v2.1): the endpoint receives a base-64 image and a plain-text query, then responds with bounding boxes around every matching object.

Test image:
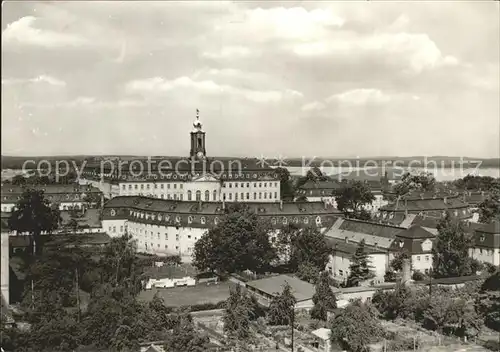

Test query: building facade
[469,222,500,266]
[1,184,102,213]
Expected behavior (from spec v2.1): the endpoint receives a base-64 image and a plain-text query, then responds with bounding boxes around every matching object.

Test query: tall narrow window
[188,190,192,201]
[213,190,217,201]
[205,190,209,201]
[196,190,201,201]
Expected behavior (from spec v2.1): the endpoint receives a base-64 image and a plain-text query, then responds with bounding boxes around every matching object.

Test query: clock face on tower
[197,151,204,158]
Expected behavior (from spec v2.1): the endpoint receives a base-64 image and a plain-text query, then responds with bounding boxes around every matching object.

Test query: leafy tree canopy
[333,181,375,220]
[193,204,276,274]
[8,189,61,255]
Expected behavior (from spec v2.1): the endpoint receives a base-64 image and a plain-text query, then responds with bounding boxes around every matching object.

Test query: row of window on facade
[223,182,278,188]
[143,242,189,253]
[129,211,215,225]
[129,227,197,242]
[122,183,184,191]
[126,209,322,226]
[222,192,278,201]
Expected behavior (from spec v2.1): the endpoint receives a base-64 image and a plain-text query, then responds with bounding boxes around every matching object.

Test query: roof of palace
[102,196,342,217]
[1,184,101,204]
[380,191,469,212]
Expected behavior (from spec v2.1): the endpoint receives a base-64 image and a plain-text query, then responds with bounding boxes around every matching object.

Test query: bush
[182,301,226,312]
[387,338,417,351]
[412,271,426,281]
[384,270,396,282]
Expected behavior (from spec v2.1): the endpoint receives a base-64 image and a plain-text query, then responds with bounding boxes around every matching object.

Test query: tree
[372,284,429,321]
[330,300,384,352]
[333,181,375,220]
[296,262,321,284]
[277,225,331,272]
[11,175,26,186]
[394,171,436,196]
[390,250,411,272]
[267,282,296,326]
[310,271,337,321]
[193,205,276,274]
[478,195,500,223]
[99,233,143,294]
[83,192,102,209]
[432,213,475,278]
[476,271,500,334]
[346,240,373,287]
[454,175,500,192]
[275,167,295,201]
[296,167,329,189]
[223,285,258,340]
[164,314,210,352]
[8,189,61,255]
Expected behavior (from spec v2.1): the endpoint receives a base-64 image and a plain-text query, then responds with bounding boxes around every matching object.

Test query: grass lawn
[138,281,235,307]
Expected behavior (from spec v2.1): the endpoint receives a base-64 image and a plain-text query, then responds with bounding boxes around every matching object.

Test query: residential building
[469,221,500,266]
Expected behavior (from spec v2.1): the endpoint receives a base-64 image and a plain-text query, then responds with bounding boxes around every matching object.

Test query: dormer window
[282,217,288,225]
[201,216,206,225]
[480,235,485,242]
[271,217,277,225]
[214,217,219,225]
[315,216,322,225]
[304,217,309,224]
[188,216,193,224]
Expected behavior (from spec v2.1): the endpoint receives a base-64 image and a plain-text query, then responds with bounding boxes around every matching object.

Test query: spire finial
[196,108,199,120]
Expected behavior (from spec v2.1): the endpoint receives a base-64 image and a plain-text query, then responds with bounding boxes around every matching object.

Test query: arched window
[213,190,217,201]
[196,190,201,201]
[205,190,210,201]
[187,190,192,201]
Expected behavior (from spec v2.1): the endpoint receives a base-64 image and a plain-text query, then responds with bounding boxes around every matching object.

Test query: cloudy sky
[2,1,499,158]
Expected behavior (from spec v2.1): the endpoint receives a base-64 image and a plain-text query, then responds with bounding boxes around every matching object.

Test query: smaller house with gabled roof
[469,221,500,266]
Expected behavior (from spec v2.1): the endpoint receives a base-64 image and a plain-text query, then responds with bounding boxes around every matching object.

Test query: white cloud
[19,97,154,109]
[327,89,392,105]
[243,7,345,40]
[202,46,253,59]
[2,16,87,48]
[301,101,326,112]
[125,76,302,103]
[2,75,66,86]
[292,32,459,73]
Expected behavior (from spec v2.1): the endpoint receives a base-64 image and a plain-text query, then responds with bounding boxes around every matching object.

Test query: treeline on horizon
[1,155,499,170]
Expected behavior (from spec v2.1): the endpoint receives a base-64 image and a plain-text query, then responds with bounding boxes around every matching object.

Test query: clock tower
[190,109,206,159]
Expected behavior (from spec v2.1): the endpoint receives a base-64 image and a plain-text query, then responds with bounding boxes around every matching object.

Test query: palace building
[79,112,282,202]
[0,184,102,213]
[93,111,342,259]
